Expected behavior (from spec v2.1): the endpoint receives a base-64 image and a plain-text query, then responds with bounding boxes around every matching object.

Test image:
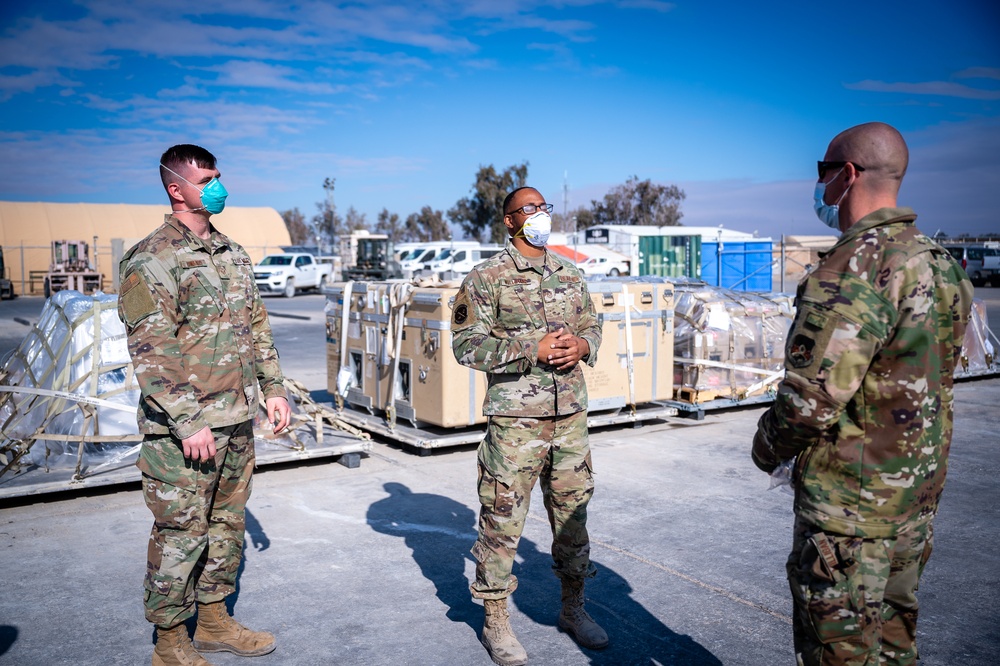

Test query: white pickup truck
[253,253,332,297]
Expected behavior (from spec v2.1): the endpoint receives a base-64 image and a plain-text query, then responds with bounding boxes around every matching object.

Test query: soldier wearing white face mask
[452,187,606,665]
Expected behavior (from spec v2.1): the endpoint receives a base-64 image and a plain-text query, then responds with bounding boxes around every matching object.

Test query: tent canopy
[0,202,290,295]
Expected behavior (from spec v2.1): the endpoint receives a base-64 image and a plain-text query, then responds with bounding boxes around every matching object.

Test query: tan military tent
[0,202,291,296]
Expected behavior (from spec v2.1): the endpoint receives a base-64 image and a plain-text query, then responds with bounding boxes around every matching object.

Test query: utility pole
[562,171,569,228]
[323,177,336,255]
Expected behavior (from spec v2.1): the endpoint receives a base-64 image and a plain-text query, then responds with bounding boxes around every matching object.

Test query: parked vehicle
[342,237,403,281]
[253,253,332,297]
[45,240,103,297]
[0,246,14,299]
[427,244,504,276]
[984,253,1000,287]
[576,255,631,277]
[943,244,999,287]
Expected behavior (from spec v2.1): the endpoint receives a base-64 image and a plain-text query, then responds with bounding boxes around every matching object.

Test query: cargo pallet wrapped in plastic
[0,292,370,498]
[0,291,141,486]
[957,298,998,378]
[672,282,794,404]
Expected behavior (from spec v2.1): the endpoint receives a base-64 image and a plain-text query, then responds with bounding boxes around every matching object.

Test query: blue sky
[1,1,998,239]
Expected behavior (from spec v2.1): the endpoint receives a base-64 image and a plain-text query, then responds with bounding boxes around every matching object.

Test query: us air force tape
[452,287,475,329]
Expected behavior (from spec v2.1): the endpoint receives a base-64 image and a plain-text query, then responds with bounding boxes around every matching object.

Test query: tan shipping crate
[326,278,675,428]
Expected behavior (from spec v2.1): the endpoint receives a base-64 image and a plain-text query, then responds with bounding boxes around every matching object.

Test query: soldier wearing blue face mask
[753,123,973,666]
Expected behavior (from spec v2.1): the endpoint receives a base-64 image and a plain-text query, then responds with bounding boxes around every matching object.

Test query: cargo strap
[335,281,355,409]
[385,282,413,429]
[620,284,638,414]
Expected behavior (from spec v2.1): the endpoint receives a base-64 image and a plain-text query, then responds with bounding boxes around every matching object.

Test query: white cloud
[955,67,1000,80]
[210,61,347,95]
[846,79,1000,100]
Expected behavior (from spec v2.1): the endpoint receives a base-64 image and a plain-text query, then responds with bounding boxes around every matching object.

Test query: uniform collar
[164,214,229,254]
[504,242,560,275]
[824,206,917,257]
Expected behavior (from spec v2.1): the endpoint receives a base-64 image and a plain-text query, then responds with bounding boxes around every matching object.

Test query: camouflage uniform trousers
[471,411,596,600]
[787,515,934,666]
[141,420,256,628]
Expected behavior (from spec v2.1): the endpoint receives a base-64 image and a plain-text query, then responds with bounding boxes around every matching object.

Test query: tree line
[281,164,685,248]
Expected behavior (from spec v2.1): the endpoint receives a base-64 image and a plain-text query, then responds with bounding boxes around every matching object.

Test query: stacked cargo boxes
[325,278,675,429]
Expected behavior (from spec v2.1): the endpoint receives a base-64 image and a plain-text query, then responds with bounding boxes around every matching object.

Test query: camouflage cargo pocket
[477,462,515,517]
[799,534,865,644]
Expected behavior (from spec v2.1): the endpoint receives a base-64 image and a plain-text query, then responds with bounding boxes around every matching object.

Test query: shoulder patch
[452,288,476,330]
[120,271,158,327]
[788,334,816,369]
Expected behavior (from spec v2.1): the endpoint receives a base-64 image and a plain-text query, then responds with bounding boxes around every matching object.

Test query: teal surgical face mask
[160,163,228,214]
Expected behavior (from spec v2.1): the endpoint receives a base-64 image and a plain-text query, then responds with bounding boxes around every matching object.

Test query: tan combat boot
[192,601,276,657]
[152,623,213,666]
[481,598,528,666]
[558,580,609,649]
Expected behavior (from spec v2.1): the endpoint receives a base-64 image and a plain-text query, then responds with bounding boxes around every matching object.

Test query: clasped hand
[537,327,589,370]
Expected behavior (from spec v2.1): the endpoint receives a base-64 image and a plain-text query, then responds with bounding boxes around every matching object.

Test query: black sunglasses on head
[817,161,866,179]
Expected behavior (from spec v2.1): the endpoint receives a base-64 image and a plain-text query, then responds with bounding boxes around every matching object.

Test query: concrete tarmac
[1,291,998,665]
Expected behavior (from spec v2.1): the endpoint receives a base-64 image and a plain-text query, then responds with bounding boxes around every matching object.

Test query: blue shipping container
[701,241,773,291]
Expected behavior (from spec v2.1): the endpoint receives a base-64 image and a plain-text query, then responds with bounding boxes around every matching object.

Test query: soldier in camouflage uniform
[752,123,973,666]
[452,187,606,666]
[119,145,291,666]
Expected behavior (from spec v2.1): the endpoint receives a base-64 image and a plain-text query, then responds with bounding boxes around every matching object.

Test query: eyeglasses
[507,202,554,216]
[817,161,866,179]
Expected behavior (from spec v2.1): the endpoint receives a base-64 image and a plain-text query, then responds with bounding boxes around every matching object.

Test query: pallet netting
[0,291,140,479]
[0,291,369,492]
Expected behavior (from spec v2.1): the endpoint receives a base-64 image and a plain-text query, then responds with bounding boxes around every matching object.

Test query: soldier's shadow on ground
[366,482,482,629]
[0,626,17,655]
[366,483,720,665]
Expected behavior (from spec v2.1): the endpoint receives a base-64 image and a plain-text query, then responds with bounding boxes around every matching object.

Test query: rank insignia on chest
[788,334,816,368]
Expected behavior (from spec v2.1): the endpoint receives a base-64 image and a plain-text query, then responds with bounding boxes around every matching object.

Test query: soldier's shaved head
[826,122,909,195]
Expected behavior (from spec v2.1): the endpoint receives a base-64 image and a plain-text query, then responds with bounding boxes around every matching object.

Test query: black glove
[751,429,779,474]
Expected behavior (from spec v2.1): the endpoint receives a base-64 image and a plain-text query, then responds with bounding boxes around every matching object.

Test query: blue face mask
[813,167,850,231]
[160,163,229,214]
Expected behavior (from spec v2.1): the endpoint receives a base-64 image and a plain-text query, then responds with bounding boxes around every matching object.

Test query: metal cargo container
[637,235,701,279]
[701,240,773,291]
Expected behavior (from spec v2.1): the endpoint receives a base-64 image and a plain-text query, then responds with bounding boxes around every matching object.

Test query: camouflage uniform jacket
[118,214,286,442]
[451,244,601,417]
[756,207,973,538]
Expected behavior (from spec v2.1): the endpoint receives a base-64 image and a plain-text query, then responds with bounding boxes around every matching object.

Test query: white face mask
[813,167,851,231]
[518,211,552,247]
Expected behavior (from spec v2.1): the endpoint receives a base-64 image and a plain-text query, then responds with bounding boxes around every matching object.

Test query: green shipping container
[638,235,701,278]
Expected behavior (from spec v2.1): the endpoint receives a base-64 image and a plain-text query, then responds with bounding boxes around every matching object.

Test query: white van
[428,244,504,276]
[398,244,440,273]
[394,243,422,263]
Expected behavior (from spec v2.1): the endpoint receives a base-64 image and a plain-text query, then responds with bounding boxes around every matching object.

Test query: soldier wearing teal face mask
[120,144,290,666]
